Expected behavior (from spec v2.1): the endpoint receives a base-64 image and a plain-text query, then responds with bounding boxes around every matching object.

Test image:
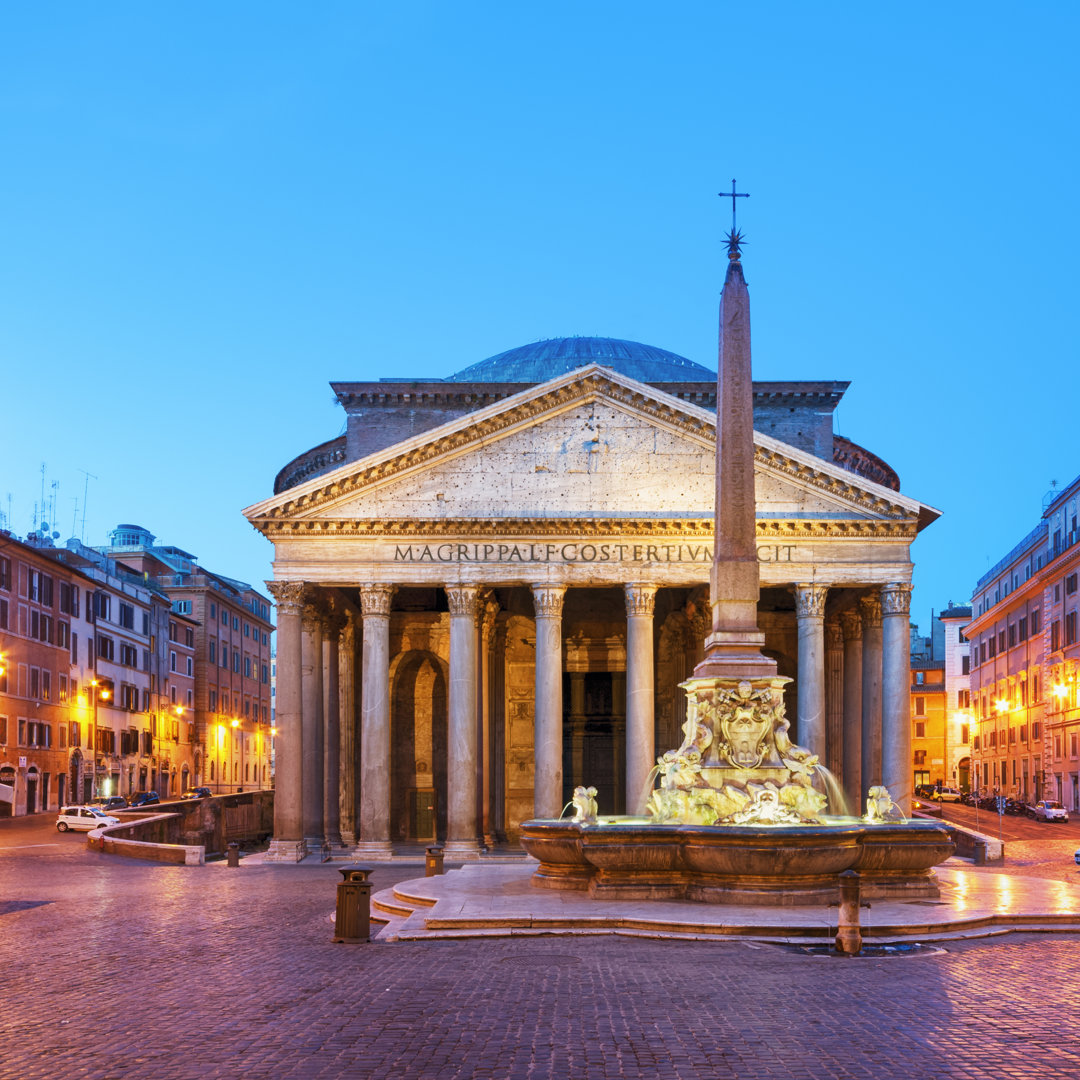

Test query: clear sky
[1,2,1077,633]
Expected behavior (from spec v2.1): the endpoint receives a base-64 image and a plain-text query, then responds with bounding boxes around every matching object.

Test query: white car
[933,787,963,802]
[56,805,120,832]
[1033,800,1069,823]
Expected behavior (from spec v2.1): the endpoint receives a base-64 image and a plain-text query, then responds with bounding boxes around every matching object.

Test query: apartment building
[100,525,273,794]
[966,476,1080,808]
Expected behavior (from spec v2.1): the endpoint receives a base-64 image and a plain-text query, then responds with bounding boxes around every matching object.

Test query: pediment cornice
[244,364,932,529]
[258,516,918,541]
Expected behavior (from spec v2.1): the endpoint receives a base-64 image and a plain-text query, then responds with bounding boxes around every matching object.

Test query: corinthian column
[445,585,481,858]
[860,594,883,791]
[794,583,828,761]
[300,598,325,848]
[338,613,358,845]
[881,582,914,814]
[625,584,658,814]
[840,609,863,811]
[322,604,345,847]
[825,619,844,780]
[356,584,394,857]
[531,585,566,819]
[264,582,305,862]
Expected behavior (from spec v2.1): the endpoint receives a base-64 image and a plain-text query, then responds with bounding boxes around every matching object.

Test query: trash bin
[333,865,374,943]
[227,842,240,868]
[425,846,444,876]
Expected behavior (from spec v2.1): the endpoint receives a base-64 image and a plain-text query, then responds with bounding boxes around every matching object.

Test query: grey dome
[445,336,714,383]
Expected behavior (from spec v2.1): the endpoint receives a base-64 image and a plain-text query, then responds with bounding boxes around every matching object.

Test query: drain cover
[799,942,945,958]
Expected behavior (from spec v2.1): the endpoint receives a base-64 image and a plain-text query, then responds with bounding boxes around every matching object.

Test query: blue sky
[1,2,1077,631]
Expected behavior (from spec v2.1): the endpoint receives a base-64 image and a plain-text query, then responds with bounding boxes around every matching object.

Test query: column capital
[267,580,306,617]
[794,583,828,619]
[445,584,482,618]
[301,593,328,634]
[826,619,843,651]
[531,584,566,618]
[358,584,394,618]
[624,583,658,618]
[839,609,863,641]
[859,594,882,629]
[880,582,913,617]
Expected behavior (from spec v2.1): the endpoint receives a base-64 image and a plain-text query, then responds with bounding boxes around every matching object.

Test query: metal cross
[718,178,749,231]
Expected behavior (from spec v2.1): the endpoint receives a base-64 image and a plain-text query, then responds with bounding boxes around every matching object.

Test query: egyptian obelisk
[692,227,777,681]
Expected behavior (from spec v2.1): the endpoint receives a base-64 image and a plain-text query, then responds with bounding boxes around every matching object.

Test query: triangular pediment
[244,365,933,533]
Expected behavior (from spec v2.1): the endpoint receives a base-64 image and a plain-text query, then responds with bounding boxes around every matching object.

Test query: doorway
[563,672,626,815]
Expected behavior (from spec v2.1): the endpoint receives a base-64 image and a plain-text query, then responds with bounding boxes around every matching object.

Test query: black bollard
[425,846,445,877]
[333,865,374,943]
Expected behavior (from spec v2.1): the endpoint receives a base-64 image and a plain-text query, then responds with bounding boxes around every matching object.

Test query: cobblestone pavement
[4,815,1080,1080]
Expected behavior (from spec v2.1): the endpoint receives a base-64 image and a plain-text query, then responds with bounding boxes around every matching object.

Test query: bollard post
[973,839,987,866]
[227,842,240,868]
[333,865,374,943]
[425,846,445,877]
[834,870,864,956]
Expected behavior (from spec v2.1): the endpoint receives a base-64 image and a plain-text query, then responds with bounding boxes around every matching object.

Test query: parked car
[179,787,212,800]
[56,806,120,832]
[914,784,935,799]
[91,796,129,812]
[933,787,963,802]
[1074,848,1080,865]
[127,791,160,808]
[1033,800,1069,823]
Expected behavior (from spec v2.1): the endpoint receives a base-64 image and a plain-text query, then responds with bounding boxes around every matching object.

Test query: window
[96,634,115,661]
[915,671,925,685]
[1018,616,1028,642]
[1068,574,1078,595]
[1033,721,1041,739]
[186,657,193,676]
[914,696,925,716]
[1072,734,1079,757]
[185,627,194,648]
[169,621,178,642]
[120,683,139,711]
[93,592,111,621]
[914,749,926,765]
[0,556,10,591]
[1067,612,1078,647]
[1052,621,1061,652]
[120,642,138,667]
[209,689,218,710]
[170,651,177,672]
[261,663,268,684]
[220,645,228,669]
[915,721,926,738]
[244,622,250,638]
[998,630,1006,653]
[209,640,216,663]
[244,656,252,678]
[173,600,192,615]
[210,602,217,618]
[232,615,239,630]
[1032,609,1041,634]
[233,651,241,673]
[119,603,134,630]
[961,724,969,744]
[961,654,970,675]
[1008,624,1016,648]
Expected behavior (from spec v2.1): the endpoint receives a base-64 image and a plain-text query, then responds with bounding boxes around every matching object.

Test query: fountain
[520,218,954,905]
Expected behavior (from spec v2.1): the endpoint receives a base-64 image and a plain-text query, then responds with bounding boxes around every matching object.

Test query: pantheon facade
[245,338,936,860]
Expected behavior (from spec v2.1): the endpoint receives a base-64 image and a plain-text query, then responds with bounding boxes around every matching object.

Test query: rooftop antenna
[78,469,97,541]
[71,496,79,538]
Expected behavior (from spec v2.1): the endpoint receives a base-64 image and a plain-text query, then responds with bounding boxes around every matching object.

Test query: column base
[263,839,307,864]
[352,840,395,861]
[442,839,483,860]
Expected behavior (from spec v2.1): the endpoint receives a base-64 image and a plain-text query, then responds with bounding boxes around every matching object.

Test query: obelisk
[693,229,776,681]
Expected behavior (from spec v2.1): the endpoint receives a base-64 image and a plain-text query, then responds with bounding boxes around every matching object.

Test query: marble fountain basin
[519,817,956,906]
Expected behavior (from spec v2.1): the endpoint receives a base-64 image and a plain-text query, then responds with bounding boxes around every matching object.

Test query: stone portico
[246,348,936,860]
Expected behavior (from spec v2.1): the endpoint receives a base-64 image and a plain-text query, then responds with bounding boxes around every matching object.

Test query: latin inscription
[393,542,797,564]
